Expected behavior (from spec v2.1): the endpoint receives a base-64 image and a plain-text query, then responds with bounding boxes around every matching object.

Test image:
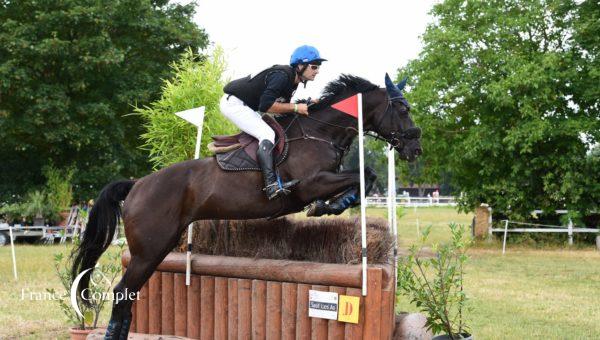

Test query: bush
[22,190,53,221]
[0,202,25,224]
[48,240,125,329]
[44,165,74,213]
[397,224,473,338]
[137,46,236,169]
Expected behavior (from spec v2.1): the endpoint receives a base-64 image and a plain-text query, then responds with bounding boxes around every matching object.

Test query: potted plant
[397,223,473,339]
[44,166,74,225]
[47,239,124,339]
[0,202,25,224]
[23,190,52,226]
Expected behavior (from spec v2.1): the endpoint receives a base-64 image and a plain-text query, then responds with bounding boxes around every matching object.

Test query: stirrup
[263,183,291,200]
[263,178,299,200]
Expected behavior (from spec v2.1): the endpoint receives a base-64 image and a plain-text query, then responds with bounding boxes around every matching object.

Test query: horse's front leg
[301,167,377,217]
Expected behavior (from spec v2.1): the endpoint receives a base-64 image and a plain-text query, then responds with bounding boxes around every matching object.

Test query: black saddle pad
[215,136,289,172]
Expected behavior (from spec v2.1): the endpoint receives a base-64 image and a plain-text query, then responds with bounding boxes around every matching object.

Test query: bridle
[281,96,411,152]
[366,100,404,148]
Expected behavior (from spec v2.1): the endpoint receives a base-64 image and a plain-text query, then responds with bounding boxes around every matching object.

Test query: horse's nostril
[415,148,422,156]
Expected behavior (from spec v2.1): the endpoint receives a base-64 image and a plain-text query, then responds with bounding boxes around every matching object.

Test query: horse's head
[368,73,422,162]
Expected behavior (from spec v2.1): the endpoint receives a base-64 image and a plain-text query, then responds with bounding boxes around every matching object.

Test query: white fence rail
[492,219,600,254]
[366,195,456,207]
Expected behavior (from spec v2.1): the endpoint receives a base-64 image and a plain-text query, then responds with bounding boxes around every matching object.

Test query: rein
[278,92,415,154]
[284,115,351,152]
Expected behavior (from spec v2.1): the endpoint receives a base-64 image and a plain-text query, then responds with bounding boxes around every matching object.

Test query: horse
[71,73,422,339]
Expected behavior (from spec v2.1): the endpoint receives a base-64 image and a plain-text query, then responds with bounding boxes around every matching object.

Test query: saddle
[209,115,289,171]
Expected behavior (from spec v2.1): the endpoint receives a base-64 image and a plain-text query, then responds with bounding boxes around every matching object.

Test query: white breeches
[219,94,275,144]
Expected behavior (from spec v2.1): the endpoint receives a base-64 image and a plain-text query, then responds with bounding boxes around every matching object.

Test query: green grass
[0,243,115,339]
[1,206,599,339]
[387,206,600,339]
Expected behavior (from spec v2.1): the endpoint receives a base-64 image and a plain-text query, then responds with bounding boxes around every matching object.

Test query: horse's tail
[71,179,135,306]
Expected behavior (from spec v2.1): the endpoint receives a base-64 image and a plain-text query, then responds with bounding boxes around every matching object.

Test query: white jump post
[356,93,369,296]
[9,225,18,280]
[174,106,206,286]
[387,146,398,280]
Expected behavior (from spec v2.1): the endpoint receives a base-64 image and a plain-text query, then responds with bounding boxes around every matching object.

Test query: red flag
[331,94,359,118]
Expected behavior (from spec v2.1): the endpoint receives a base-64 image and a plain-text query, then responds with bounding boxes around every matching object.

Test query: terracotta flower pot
[69,327,96,340]
[59,210,71,226]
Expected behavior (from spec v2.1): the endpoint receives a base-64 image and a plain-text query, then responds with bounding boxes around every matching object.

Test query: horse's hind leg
[105,220,185,339]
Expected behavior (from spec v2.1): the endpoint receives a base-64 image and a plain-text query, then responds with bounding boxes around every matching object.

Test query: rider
[220,45,326,200]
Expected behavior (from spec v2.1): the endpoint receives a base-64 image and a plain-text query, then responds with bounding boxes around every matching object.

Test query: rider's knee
[258,129,275,145]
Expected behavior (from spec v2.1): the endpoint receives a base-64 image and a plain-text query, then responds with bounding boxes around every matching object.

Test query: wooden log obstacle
[124,252,395,339]
[123,218,397,339]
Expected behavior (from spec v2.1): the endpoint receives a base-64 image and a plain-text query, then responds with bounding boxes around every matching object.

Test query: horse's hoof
[307,200,327,217]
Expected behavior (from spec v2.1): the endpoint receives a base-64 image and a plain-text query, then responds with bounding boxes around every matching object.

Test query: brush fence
[123,251,396,339]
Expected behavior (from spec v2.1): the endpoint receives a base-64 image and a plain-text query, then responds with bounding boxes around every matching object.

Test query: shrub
[397,224,473,338]
[44,165,74,213]
[137,46,236,169]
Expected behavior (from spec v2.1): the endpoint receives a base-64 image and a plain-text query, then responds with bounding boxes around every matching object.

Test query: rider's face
[300,63,320,81]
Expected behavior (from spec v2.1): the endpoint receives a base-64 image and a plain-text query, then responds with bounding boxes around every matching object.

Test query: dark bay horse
[72,74,421,339]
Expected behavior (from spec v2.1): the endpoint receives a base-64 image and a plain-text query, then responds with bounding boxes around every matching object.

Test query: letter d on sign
[337,295,360,324]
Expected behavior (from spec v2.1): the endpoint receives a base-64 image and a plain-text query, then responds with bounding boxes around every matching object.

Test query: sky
[187,0,439,99]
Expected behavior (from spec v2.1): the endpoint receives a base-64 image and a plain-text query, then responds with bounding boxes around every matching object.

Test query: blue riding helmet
[290,45,327,66]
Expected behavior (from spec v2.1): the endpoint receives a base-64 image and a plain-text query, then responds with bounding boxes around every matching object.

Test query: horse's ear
[396,77,407,91]
[385,73,403,99]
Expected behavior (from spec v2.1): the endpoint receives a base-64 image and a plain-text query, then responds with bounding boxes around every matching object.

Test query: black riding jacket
[223,65,298,112]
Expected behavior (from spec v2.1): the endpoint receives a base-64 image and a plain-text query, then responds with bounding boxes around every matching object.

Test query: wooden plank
[379,288,394,340]
[200,276,215,340]
[363,268,382,340]
[148,272,162,334]
[344,288,364,340]
[281,283,297,340]
[265,282,282,340]
[295,284,311,340]
[237,279,252,339]
[310,285,329,340]
[251,280,267,340]
[328,286,346,340]
[174,273,187,336]
[215,277,228,340]
[161,272,175,335]
[122,251,365,288]
[136,283,149,333]
[227,279,238,340]
[187,275,201,339]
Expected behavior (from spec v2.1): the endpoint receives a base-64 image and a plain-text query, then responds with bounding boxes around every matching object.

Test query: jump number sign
[308,290,360,324]
[338,295,360,324]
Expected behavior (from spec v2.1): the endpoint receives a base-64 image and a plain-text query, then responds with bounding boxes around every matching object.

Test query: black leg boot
[306,187,360,217]
[257,140,299,200]
[327,187,360,215]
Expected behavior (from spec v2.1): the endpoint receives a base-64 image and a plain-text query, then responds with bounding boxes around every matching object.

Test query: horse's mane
[304,74,379,112]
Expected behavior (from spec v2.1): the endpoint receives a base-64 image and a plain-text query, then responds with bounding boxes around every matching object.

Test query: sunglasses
[308,64,320,70]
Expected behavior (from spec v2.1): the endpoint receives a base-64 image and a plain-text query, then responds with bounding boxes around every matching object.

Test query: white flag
[174,107,205,127]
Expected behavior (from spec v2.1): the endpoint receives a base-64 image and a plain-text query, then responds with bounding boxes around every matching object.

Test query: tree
[0,0,208,201]
[400,0,599,219]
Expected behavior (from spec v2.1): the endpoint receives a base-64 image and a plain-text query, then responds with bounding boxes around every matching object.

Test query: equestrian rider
[220,45,326,200]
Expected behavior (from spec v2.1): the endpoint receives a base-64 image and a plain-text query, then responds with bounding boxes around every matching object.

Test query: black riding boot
[257,140,299,200]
